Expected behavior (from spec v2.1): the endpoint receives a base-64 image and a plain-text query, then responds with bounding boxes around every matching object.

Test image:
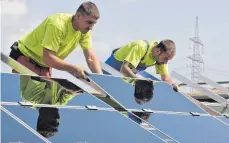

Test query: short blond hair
[157,39,176,59]
[76,1,100,19]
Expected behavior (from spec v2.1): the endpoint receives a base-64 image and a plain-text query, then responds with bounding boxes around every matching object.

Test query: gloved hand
[172,84,179,92]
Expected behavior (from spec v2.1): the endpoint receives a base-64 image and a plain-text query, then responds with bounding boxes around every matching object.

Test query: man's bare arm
[161,74,179,92]
[161,74,174,85]
[83,48,103,74]
[43,48,85,78]
[43,48,76,71]
[120,61,138,78]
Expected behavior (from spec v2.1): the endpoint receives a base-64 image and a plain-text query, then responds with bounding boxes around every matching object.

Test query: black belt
[9,41,24,60]
[9,41,44,68]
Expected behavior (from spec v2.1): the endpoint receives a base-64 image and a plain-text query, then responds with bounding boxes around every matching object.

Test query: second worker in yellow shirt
[105,40,179,92]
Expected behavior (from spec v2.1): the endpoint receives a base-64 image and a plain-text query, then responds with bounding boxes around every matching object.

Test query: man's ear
[76,13,81,19]
[155,48,161,55]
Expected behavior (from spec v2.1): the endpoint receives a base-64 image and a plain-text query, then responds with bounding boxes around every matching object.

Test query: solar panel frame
[88,74,207,114]
[147,113,229,143]
[1,105,167,143]
[0,54,180,142]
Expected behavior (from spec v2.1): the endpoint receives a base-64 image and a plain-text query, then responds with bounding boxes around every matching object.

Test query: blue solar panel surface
[2,72,177,141]
[148,114,229,143]
[88,74,206,113]
[138,70,160,81]
[1,73,167,143]
[87,74,229,143]
[217,116,229,125]
[1,73,110,107]
[2,73,229,143]
[2,105,166,143]
[2,110,45,143]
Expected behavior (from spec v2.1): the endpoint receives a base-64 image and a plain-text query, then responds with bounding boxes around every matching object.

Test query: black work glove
[172,84,179,92]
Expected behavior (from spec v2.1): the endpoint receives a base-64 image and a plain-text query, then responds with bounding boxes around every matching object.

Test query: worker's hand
[172,84,179,92]
[70,66,87,80]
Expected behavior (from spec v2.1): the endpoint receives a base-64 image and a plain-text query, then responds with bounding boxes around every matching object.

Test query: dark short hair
[134,80,154,102]
[76,1,100,19]
[157,39,176,59]
[37,107,60,138]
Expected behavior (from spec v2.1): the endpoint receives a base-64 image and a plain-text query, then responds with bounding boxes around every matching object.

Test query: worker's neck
[72,15,80,31]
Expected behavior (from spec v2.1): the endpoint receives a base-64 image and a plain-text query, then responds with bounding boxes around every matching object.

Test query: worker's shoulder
[45,13,74,31]
[132,40,146,45]
[130,40,149,50]
[47,13,74,21]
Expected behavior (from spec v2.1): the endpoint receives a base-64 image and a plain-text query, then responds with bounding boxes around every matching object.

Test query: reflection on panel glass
[96,95,151,124]
[2,73,165,140]
[1,73,110,107]
[2,105,165,143]
[1,73,82,104]
[95,93,178,142]
[20,74,88,139]
[132,79,154,105]
[88,74,206,113]
[86,74,229,142]
[2,73,154,129]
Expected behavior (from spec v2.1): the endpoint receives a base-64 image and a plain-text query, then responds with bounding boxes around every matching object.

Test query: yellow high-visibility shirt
[18,13,92,67]
[114,40,169,75]
[20,76,75,107]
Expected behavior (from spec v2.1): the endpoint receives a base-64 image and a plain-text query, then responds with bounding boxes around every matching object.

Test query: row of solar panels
[1,53,229,143]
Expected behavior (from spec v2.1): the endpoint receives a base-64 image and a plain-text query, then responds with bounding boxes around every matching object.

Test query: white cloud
[0,0,42,73]
[1,0,27,16]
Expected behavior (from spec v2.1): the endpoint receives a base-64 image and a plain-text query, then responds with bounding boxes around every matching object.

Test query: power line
[188,16,204,88]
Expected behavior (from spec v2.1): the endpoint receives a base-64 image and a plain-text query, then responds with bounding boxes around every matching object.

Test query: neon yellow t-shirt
[114,40,169,75]
[18,13,92,67]
[20,76,75,106]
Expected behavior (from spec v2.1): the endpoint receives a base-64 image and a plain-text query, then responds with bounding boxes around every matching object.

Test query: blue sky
[1,0,229,86]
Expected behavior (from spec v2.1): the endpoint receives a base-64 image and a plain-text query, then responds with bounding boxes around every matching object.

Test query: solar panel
[101,62,160,81]
[86,74,229,142]
[1,105,166,143]
[1,54,180,142]
[137,70,160,81]
[217,116,229,124]
[88,74,206,113]
[1,107,50,143]
[1,72,179,142]
[172,71,228,107]
[198,74,229,96]
[2,53,228,142]
[1,73,110,108]
[148,113,229,143]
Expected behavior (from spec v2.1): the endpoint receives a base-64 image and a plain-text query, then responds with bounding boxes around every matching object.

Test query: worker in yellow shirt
[9,1,102,78]
[105,39,179,92]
